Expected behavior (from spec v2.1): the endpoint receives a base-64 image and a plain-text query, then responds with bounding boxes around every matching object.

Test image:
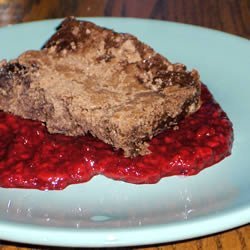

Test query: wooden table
[0,0,249,249]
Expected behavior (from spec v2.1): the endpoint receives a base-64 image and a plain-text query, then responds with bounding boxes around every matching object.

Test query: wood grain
[0,0,249,37]
[0,0,249,249]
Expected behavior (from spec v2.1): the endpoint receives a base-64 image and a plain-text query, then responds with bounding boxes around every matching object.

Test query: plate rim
[0,203,249,247]
[1,16,249,42]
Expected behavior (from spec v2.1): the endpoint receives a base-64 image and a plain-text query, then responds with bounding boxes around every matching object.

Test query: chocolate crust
[0,17,201,157]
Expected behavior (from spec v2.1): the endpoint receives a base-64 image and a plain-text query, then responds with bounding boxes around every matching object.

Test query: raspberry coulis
[0,85,233,190]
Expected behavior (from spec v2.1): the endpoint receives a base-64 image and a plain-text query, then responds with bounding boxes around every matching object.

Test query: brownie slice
[0,17,201,157]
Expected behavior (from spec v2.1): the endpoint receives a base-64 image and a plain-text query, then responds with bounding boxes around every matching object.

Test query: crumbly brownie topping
[0,17,201,157]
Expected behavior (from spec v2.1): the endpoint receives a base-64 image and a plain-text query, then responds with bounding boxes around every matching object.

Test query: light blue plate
[0,18,249,247]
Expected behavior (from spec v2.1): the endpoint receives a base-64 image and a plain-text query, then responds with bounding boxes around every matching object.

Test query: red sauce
[0,85,233,190]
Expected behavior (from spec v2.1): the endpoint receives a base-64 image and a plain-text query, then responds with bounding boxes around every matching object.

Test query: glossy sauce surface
[0,85,233,190]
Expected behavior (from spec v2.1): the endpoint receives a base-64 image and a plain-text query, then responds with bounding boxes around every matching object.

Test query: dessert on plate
[0,17,233,190]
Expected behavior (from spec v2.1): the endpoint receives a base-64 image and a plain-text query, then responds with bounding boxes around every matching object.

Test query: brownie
[0,17,201,157]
